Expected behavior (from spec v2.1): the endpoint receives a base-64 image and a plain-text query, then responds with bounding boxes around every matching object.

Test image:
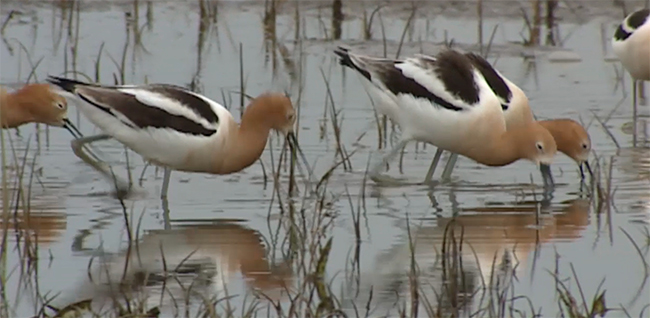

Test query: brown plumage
[0,83,82,137]
[1,84,67,128]
[424,52,593,184]
[538,119,591,165]
[46,76,308,199]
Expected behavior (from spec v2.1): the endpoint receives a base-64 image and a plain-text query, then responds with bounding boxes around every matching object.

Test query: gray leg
[71,134,112,170]
[440,153,459,181]
[369,139,409,181]
[160,167,172,199]
[161,196,171,230]
[424,148,444,184]
[633,80,638,147]
[71,134,131,196]
[639,80,646,105]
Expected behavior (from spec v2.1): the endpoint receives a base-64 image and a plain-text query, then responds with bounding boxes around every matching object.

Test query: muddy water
[1,1,649,317]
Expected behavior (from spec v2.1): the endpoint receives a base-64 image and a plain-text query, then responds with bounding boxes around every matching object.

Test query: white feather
[351,55,504,151]
[70,87,237,173]
[612,9,650,81]
[118,88,218,132]
[396,58,477,111]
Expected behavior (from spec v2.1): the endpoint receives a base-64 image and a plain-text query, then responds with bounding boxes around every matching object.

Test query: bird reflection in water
[52,221,293,315]
[351,198,590,316]
[0,196,68,246]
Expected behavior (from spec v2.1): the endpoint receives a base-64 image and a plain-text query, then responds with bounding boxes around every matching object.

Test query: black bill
[539,163,555,190]
[287,132,312,180]
[579,161,593,180]
[63,118,84,139]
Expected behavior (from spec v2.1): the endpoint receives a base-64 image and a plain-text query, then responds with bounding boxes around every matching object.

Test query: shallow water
[1,1,649,317]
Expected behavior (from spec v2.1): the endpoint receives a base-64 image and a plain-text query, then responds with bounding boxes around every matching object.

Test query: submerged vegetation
[1,0,649,317]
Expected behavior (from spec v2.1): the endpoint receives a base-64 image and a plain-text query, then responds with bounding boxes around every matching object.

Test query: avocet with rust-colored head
[1,83,82,137]
[426,52,592,187]
[333,47,558,187]
[47,76,309,199]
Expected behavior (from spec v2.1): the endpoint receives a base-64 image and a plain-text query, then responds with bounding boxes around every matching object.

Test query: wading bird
[426,52,592,187]
[334,47,557,187]
[47,76,309,199]
[1,83,82,137]
[612,8,650,141]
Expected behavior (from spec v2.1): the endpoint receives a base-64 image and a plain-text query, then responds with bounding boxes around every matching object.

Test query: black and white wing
[613,8,650,41]
[47,76,222,137]
[463,52,512,110]
[334,47,486,112]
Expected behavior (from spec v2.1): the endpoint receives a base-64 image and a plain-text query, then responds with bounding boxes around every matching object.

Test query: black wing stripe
[628,8,650,29]
[431,50,481,106]
[77,94,136,129]
[334,47,372,81]
[464,53,512,110]
[614,9,650,41]
[614,24,632,41]
[79,89,216,137]
[378,64,464,111]
[334,48,483,112]
[144,85,219,124]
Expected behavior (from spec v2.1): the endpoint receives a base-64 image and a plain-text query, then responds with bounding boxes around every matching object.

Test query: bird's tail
[46,76,91,94]
[333,46,373,81]
[333,46,355,68]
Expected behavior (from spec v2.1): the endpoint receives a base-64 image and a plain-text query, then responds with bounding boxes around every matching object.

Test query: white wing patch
[118,88,217,132]
[396,58,477,111]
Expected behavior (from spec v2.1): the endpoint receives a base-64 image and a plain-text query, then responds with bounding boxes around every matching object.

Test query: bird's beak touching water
[539,163,555,190]
[286,132,312,179]
[62,118,83,139]
[579,161,593,180]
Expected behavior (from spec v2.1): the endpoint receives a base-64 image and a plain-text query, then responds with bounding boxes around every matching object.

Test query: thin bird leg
[633,80,638,147]
[639,80,646,105]
[423,148,444,184]
[161,196,171,230]
[369,139,409,179]
[71,134,131,195]
[160,167,172,199]
[440,153,459,181]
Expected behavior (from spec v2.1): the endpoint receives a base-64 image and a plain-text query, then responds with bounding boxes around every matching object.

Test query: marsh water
[1,1,649,317]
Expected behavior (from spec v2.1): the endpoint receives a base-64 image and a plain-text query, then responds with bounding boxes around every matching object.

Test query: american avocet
[612,8,650,124]
[334,47,558,186]
[427,52,592,187]
[47,76,309,199]
[0,83,82,137]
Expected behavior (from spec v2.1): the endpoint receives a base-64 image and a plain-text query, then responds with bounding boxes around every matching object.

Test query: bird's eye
[581,143,588,150]
[55,102,65,109]
[536,142,543,151]
[288,113,296,122]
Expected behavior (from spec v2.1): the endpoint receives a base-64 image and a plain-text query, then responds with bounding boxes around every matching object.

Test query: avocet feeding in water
[1,83,82,137]
[47,76,309,199]
[333,47,558,187]
[612,8,650,115]
[426,52,592,186]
